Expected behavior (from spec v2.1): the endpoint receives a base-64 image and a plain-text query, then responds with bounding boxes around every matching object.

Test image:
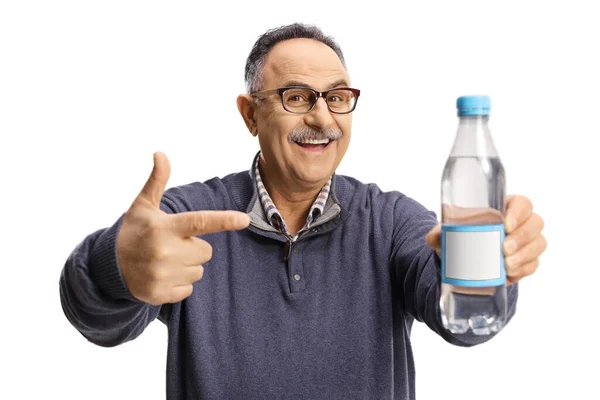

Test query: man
[60,23,547,399]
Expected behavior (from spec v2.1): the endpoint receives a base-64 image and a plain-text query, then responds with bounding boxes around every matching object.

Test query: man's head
[237,23,359,191]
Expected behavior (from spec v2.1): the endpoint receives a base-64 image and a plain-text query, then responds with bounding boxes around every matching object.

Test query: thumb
[425,223,441,253]
[136,152,171,208]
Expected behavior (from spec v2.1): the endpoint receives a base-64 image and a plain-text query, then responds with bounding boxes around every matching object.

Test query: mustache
[288,126,343,142]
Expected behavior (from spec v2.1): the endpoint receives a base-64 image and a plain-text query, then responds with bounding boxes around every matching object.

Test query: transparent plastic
[439,115,508,335]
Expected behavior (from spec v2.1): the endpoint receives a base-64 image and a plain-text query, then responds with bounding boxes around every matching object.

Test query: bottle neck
[449,114,498,158]
[458,115,490,126]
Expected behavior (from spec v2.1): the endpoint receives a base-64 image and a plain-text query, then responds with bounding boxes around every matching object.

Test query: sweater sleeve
[389,195,518,347]
[59,197,179,347]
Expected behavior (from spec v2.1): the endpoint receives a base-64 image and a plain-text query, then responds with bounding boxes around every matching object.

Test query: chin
[295,165,334,186]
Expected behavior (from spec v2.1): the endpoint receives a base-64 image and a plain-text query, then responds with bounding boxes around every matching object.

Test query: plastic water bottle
[439,95,507,335]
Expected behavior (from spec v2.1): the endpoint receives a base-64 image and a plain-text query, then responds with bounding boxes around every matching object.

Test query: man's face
[251,38,353,188]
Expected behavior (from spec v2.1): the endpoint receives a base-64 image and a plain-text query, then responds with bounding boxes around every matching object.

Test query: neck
[259,158,327,236]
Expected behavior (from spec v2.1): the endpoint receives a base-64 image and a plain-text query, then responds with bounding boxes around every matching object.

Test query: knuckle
[149,266,168,282]
[151,245,170,261]
[144,216,164,235]
[190,214,207,235]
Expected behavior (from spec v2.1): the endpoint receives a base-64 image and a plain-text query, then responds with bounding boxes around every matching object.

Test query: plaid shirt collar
[254,153,331,240]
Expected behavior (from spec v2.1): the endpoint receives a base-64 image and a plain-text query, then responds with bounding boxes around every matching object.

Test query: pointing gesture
[117,152,251,305]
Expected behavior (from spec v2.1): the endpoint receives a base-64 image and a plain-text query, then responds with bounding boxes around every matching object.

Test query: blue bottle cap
[456,95,491,116]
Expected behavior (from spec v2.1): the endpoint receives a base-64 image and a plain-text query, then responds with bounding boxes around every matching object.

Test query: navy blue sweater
[59,158,518,399]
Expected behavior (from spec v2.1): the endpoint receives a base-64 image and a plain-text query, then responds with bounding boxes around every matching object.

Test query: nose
[303,96,335,132]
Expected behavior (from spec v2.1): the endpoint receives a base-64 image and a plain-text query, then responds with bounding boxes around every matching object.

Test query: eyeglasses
[251,86,361,114]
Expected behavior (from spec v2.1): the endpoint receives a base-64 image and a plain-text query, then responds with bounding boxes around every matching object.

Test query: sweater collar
[252,151,332,238]
[228,151,347,233]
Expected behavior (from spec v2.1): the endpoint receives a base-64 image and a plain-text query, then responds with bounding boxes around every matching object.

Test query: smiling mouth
[293,139,333,151]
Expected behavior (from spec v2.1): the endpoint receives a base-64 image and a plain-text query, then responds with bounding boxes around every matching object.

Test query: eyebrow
[282,79,350,90]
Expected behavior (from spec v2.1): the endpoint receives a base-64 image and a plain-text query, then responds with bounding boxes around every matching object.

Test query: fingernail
[504,239,517,255]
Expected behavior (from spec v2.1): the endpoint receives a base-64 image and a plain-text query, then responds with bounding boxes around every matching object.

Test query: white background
[1,1,598,399]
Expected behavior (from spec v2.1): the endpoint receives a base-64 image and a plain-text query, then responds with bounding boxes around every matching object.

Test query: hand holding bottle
[426,195,546,285]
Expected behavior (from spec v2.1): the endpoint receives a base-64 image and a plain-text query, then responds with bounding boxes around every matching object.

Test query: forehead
[262,38,349,90]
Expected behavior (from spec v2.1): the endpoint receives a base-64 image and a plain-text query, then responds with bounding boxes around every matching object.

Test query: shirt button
[294,274,301,281]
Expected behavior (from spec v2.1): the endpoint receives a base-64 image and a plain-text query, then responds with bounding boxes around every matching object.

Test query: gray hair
[244,23,346,94]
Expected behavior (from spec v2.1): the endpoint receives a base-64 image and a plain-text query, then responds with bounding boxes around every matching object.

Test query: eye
[288,94,309,103]
[284,88,314,108]
[327,90,351,103]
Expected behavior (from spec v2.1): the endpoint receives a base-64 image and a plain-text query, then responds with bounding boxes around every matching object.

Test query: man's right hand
[116,152,251,305]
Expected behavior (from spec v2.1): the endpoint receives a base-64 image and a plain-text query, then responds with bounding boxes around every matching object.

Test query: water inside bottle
[440,156,507,335]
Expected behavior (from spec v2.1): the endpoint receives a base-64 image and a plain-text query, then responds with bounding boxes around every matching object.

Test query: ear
[237,94,258,137]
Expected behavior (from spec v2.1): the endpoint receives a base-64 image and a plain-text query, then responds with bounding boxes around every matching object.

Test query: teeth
[297,139,330,145]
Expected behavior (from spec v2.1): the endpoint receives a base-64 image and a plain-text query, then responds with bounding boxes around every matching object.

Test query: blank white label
[445,230,501,281]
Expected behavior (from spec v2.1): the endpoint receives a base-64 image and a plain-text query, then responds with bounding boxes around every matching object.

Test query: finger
[176,237,214,266]
[182,265,205,284]
[505,234,547,272]
[507,259,540,285]
[136,152,171,208]
[425,223,441,250]
[166,285,194,304]
[505,195,533,233]
[170,210,251,237]
[503,213,545,256]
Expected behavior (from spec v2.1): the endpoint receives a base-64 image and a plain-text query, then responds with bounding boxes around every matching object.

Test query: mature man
[60,23,547,399]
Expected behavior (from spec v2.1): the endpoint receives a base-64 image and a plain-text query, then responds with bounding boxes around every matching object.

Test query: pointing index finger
[170,210,251,237]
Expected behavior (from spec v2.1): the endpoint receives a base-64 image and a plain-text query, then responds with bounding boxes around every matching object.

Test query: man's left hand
[425,195,547,286]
